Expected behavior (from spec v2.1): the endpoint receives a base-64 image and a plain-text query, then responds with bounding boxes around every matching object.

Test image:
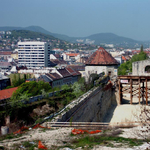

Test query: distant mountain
[0,26,148,47]
[86,33,138,45]
[11,30,57,40]
[0,26,75,42]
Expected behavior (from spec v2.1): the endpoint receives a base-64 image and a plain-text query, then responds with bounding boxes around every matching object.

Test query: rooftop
[0,87,18,101]
[66,67,81,76]
[57,68,71,77]
[85,47,119,65]
[0,51,12,55]
[66,53,79,57]
[46,73,62,81]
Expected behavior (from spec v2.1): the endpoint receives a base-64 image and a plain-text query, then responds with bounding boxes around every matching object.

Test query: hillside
[0,26,149,47]
[10,30,58,40]
[86,33,138,44]
[0,26,73,42]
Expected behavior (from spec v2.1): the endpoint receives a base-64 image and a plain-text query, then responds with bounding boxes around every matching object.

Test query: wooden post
[142,82,145,104]
[139,78,141,104]
[130,78,132,104]
[119,80,122,104]
[146,78,148,105]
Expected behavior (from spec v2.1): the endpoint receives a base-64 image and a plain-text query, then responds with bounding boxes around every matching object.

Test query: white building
[18,41,51,69]
[85,47,119,81]
[62,53,80,61]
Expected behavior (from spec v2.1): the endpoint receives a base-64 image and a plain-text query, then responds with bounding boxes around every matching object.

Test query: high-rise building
[18,41,50,69]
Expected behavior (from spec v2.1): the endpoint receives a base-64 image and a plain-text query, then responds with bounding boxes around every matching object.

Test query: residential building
[66,67,81,83]
[0,51,12,60]
[114,55,122,64]
[50,54,67,68]
[57,68,73,85]
[18,41,51,69]
[62,53,80,62]
[36,67,81,88]
[0,62,12,72]
[45,73,63,87]
[11,52,18,60]
[67,65,85,77]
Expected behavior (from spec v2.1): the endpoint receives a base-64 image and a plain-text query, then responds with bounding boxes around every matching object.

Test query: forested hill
[1,25,149,48]
[10,30,58,41]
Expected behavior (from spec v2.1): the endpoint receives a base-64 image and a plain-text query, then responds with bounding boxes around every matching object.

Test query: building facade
[18,41,50,69]
[85,47,119,81]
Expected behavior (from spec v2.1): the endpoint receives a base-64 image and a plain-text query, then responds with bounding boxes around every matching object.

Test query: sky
[1,0,150,41]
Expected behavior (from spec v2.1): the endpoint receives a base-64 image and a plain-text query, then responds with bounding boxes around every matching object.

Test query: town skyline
[1,0,150,41]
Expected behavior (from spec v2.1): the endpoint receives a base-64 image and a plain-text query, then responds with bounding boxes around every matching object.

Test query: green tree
[140,45,143,52]
[11,81,52,103]
[72,82,83,98]
[61,84,70,92]
[118,49,148,75]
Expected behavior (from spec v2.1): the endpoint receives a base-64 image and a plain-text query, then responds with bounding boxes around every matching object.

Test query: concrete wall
[57,84,115,122]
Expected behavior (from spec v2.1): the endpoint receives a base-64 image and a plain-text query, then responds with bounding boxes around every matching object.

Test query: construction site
[0,75,150,150]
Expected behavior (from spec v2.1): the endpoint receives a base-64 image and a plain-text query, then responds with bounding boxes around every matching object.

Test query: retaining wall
[57,83,116,122]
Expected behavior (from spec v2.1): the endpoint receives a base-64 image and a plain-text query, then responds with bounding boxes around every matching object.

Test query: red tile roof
[67,65,85,71]
[66,67,81,76]
[122,55,127,61]
[0,52,12,55]
[66,53,79,57]
[50,59,67,65]
[57,68,71,77]
[85,47,119,65]
[0,87,18,101]
[46,73,62,81]
[0,62,12,67]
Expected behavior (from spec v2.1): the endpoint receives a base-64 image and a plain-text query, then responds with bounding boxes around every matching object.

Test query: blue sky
[1,0,150,41]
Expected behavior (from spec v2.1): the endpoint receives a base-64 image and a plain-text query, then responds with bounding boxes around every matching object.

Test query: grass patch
[12,141,37,150]
[22,141,37,150]
[0,133,22,141]
[70,135,144,149]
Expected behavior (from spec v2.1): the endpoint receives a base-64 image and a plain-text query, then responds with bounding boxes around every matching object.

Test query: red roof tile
[46,73,62,81]
[85,47,119,65]
[67,65,85,71]
[66,67,81,76]
[122,55,127,61]
[0,87,18,100]
[57,68,71,77]
[66,53,79,57]
[0,62,12,66]
[0,52,12,55]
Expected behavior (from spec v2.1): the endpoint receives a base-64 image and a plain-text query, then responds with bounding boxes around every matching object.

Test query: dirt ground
[1,94,150,149]
[0,125,150,150]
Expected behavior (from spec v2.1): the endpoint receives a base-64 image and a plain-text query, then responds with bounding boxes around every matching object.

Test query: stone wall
[132,59,150,76]
[85,65,118,82]
[57,84,116,122]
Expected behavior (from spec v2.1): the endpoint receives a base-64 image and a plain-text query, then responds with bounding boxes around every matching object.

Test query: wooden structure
[117,76,150,105]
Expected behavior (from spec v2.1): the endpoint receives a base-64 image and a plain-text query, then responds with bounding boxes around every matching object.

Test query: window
[145,66,150,73]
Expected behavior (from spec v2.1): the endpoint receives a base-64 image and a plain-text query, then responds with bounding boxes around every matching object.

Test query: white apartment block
[18,41,51,69]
